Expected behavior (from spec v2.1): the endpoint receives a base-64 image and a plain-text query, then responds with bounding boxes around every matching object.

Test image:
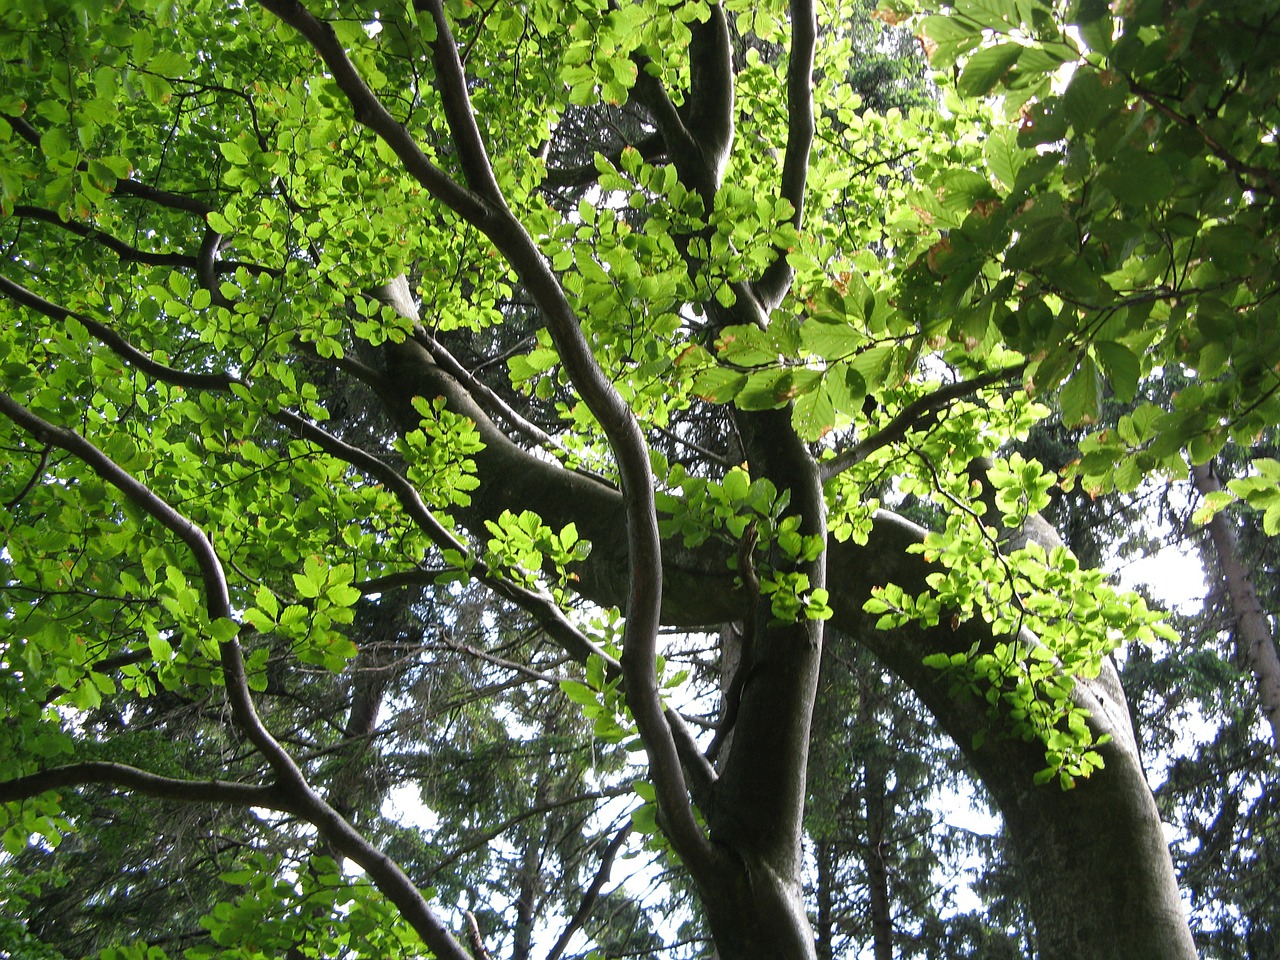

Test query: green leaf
[560,680,598,706]
[791,381,836,441]
[1092,341,1140,402]
[984,128,1027,189]
[1059,356,1101,426]
[958,44,1023,97]
[1098,152,1173,208]
[218,141,249,165]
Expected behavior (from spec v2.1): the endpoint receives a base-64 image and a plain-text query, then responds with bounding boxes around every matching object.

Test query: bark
[827,515,1197,960]
[860,683,893,960]
[1191,462,1280,748]
[815,840,835,960]
[368,335,1198,958]
[689,407,825,960]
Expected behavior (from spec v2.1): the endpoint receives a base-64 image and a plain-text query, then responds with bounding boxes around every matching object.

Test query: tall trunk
[696,408,827,960]
[1191,462,1280,748]
[378,333,1196,957]
[828,514,1198,960]
[815,840,835,960]
[860,678,893,960]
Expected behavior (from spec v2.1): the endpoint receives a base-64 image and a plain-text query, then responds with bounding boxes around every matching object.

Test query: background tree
[2,0,1278,958]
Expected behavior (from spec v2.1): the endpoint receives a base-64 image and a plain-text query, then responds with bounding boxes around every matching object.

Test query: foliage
[1,0,1278,957]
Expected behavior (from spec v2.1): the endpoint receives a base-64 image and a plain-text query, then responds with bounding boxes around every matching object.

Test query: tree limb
[543,825,632,960]
[0,392,475,960]
[0,761,301,812]
[755,0,817,311]
[0,274,241,392]
[819,367,1023,481]
[256,0,491,225]
[416,0,505,204]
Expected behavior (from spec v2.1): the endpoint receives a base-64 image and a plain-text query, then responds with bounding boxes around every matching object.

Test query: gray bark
[1191,462,1280,748]
[375,333,1198,958]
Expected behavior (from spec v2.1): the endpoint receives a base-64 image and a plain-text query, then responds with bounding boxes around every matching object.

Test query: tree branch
[0,273,241,392]
[543,825,632,960]
[0,392,475,960]
[255,0,491,224]
[1191,462,1280,748]
[416,0,505,204]
[414,328,614,486]
[0,761,301,812]
[819,366,1023,481]
[272,406,621,672]
[543,132,669,189]
[264,0,714,868]
[754,0,817,311]
[1128,80,1280,200]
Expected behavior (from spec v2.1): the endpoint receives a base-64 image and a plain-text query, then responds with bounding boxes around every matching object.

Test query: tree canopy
[1,0,1278,958]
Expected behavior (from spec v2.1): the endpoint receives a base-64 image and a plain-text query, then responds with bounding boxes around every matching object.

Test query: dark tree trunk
[828,515,1198,960]
[374,315,1197,960]
[860,681,893,960]
[815,840,835,960]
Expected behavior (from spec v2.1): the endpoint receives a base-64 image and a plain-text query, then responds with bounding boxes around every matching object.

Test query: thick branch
[280,0,715,867]
[0,761,301,812]
[416,0,504,203]
[754,0,817,311]
[681,4,735,192]
[256,0,491,224]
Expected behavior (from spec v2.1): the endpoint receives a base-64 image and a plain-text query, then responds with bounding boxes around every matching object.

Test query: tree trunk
[815,840,835,960]
[828,514,1198,960]
[860,679,893,960]
[691,407,826,960]
[1191,462,1280,748]
[373,339,1197,959]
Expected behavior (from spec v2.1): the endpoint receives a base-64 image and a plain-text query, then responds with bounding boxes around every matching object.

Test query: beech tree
[2,0,1278,958]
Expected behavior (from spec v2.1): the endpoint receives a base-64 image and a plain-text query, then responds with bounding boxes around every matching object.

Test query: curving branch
[11,205,196,269]
[9,206,277,278]
[543,131,670,189]
[416,0,505,204]
[0,273,241,392]
[0,761,302,813]
[1128,80,1280,201]
[413,327,614,485]
[272,406,621,671]
[255,0,717,871]
[256,0,490,225]
[819,366,1025,481]
[0,391,475,960]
